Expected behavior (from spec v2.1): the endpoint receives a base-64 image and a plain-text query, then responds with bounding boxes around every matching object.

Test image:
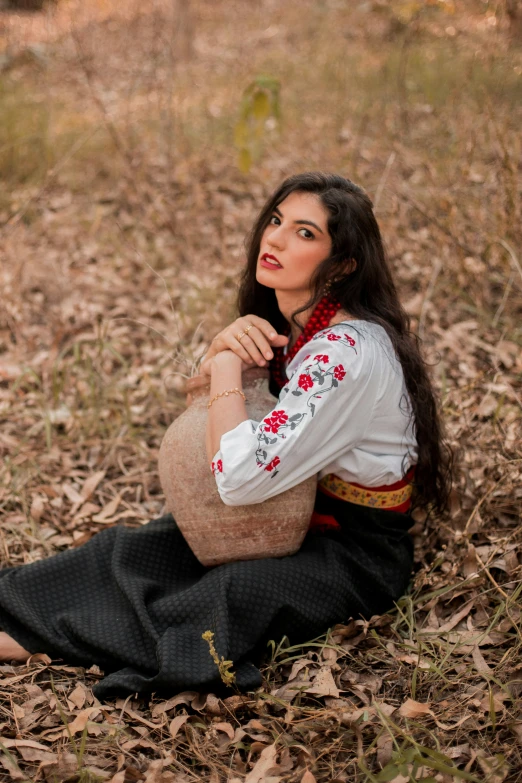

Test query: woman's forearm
[206,352,248,464]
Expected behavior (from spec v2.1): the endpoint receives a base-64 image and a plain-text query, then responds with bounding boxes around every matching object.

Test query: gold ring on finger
[237,331,245,342]
[243,323,253,335]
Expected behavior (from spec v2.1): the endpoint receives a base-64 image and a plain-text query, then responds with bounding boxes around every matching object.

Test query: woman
[0,172,451,698]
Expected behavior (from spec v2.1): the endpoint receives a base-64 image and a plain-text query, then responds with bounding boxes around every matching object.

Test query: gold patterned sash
[318,471,414,510]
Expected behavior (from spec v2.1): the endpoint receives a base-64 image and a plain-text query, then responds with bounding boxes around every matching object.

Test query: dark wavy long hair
[237,171,452,513]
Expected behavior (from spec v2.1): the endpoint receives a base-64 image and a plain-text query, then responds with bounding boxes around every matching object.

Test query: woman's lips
[260,253,283,270]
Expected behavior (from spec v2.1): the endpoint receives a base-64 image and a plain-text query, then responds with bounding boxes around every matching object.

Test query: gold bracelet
[207,387,246,409]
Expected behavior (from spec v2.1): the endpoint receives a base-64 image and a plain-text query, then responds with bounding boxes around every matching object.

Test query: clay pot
[158,368,317,567]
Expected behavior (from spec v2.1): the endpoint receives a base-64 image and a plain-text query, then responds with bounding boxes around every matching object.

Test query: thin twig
[418,257,443,340]
[492,272,515,327]
[373,151,396,213]
[492,237,522,287]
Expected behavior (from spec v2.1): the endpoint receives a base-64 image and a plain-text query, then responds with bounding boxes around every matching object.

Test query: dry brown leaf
[472,645,493,676]
[301,771,317,783]
[27,652,52,666]
[0,752,25,780]
[399,698,431,718]
[511,722,522,745]
[376,733,393,767]
[431,714,472,731]
[374,702,397,718]
[81,470,106,500]
[12,704,24,720]
[213,721,235,739]
[191,692,210,711]
[204,693,223,715]
[169,713,190,739]
[124,706,163,729]
[62,482,83,505]
[503,549,519,574]
[446,744,471,760]
[30,494,46,522]
[72,502,100,522]
[462,544,479,578]
[221,695,251,712]
[121,738,158,752]
[39,751,78,782]
[152,691,198,716]
[437,600,475,633]
[288,658,311,681]
[67,682,87,710]
[246,718,267,732]
[272,670,312,703]
[1,738,53,751]
[304,666,340,698]
[396,653,431,669]
[92,493,122,522]
[18,745,56,763]
[65,707,101,735]
[357,672,382,693]
[475,749,509,782]
[341,707,367,724]
[479,690,507,713]
[143,759,185,783]
[244,743,279,783]
[321,647,338,663]
[250,742,269,755]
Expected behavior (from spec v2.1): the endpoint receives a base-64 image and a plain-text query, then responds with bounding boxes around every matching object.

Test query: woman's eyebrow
[273,206,324,234]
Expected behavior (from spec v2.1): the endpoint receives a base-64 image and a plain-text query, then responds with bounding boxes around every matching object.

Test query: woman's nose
[267,227,285,249]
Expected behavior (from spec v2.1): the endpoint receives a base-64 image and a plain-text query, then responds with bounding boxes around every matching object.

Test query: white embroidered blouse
[211,321,417,507]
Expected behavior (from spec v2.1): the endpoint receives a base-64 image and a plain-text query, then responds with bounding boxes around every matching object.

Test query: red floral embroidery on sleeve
[212,459,223,475]
[256,330,357,479]
[298,374,314,391]
[263,410,289,433]
[265,456,280,472]
[256,407,305,476]
[318,329,357,352]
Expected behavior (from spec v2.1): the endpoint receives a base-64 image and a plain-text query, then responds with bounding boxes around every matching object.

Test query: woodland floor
[0,1,521,781]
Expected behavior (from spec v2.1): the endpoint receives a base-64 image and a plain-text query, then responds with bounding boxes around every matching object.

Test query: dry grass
[0,0,521,780]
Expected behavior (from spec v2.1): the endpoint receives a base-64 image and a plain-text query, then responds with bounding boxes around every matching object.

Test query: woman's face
[256,191,332,296]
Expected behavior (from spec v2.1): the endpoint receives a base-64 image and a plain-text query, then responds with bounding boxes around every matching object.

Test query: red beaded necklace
[270,294,342,390]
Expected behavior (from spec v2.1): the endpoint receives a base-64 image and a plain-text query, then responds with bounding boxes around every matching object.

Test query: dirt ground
[0,1,521,781]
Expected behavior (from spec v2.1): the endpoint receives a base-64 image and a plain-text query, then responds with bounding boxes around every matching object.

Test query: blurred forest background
[0,1,521,781]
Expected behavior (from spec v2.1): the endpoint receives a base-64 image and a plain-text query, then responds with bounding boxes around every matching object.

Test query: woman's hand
[200,315,289,375]
[200,350,248,377]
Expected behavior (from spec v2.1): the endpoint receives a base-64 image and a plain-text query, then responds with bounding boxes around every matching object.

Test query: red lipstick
[260,253,283,269]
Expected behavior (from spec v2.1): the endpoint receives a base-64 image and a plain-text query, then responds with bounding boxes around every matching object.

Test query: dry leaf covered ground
[0,0,521,781]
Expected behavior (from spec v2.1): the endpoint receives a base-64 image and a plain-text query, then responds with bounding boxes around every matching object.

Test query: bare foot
[0,631,30,662]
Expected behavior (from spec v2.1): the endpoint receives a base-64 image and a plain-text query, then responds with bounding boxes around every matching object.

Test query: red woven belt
[309,467,416,532]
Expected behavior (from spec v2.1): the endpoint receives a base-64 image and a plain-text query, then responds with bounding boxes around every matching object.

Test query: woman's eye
[269,215,280,225]
[298,228,314,239]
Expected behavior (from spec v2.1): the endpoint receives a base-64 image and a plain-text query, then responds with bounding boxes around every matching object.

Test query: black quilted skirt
[0,489,413,699]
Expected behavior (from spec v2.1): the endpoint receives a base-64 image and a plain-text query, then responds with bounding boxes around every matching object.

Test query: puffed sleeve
[211,325,381,506]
